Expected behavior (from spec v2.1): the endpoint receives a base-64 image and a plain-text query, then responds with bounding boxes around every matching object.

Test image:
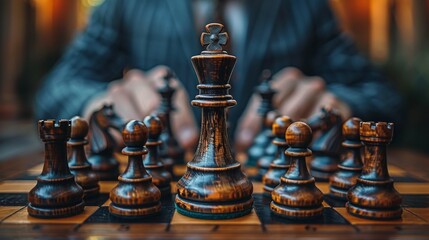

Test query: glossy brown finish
[87,105,123,180]
[157,70,185,172]
[175,23,253,219]
[307,106,342,180]
[28,119,84,218]
[262,116,293,198]
[346,122,402,220]
[68,116,100,199]
[143,115,172,197]
[271,122,323,219]
[109,120,161,218]
[329,117,363,200]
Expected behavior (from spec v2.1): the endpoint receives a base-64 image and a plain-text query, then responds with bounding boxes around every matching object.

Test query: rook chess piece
[109,120,161,218]
[271,122,323,219]
[175,23,253,219]
[329,117,363,200]
[68,116,100,199]
[28,120,84,218]
[262,116,293,198]
[346,122,402,219]
[143,115,172,197]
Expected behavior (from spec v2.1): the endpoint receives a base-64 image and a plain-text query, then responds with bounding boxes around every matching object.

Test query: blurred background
[0,0,428,159]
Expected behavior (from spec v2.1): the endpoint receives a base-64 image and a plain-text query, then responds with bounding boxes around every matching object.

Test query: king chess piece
[68,116,100,199]
[109,120,161,218]
[346,122,402,220]
[87,105,124,180]
[271,122,324,219]
[28,120,84,218]
[329,117,363,200]
[175,23,253,219]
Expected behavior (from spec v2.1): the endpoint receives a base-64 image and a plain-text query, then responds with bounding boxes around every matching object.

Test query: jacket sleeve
[307,0,402,123]
[34,0,126,119]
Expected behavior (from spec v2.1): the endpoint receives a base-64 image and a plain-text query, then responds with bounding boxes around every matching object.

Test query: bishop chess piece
[157,70,185,173]
[87,104,123,180]
[271,122,323,219]
[346,122,402,220]
[262,116,293,198]
[68,116,100,199]
[247,70,277,166]
[28,120,84,218]
[143,115,172,197]
[329,117,363,200]
[308,106,342,181]
[175,23,253,219]
[109,120,161,218]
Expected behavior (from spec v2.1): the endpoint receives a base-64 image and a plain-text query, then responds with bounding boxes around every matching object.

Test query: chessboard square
[253,182,263,194]
[26,163,43,175]
[170,209,260,225]
[407,208,429,223]
[0,206,25,222]
[388,165,407,177]
[79,223,168,234]
[84,206,175,224]
[315,183,329,194]
[0,180,36,193]
[99,181,117,193]
[402,194,429,208]
[396,183,429,194]
[3,206,98,224]
[265,224,356,233]
[84,193,110,206]
[0,193,28,206]
[334,207,427,225]
[323,194,347,208]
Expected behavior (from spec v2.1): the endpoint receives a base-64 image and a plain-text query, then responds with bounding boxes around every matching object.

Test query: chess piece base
[270,201,323,219]
[109,202,161,218]
[346,202,402,220]
[329,185,348,200]
[28,201,85,218]
[83,185,100,199]
[175,195,253,220]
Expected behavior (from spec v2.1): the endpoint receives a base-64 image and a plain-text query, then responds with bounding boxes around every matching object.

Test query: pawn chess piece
[68,116,100,199]
[175,23,253,219]
[262,116,293,198]
[247,70,277,166]
[271,122,323,219]
[28,120,84,218]
[87,105,124,180]
[109,120,161,218]
[308,106,342,181]
[157,70,185,173]
[143,115,172,197]
[329,117,363,200]
[346,122,402,219]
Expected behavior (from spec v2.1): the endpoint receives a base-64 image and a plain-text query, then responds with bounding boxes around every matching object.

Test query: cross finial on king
[200,23,229,52]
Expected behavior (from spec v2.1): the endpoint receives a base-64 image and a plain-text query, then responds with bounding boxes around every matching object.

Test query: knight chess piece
[87,104,123,180]
[308,106,342,181]
[329,117,363,200]
[271,122,324,219]
[28,120,84,218]
[175,23,253,219]
[143,115,172,198]
[247,70,277,166]
[262,116,293,198]
[157,70,185,174]
[346,122,402,220]
[68,116,100,199]
[109,120,161,218]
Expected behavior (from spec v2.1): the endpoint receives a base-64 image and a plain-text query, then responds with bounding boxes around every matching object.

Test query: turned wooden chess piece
[68,116,100,199]
[307,106,342,181]
[28,119,84,218]
[157,70,185,173]
[87,104,124,180]
[143,115,172,198]
[247,70,277,166]
[262,116,293,198]
[346,122,402,220]
[271,122,324,219]
[329,117,363,200]
[109,120,161,218]
[175,23,253,219]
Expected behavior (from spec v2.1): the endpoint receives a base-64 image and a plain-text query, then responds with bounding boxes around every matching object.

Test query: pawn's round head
[272,116,293,139]
[122,120,148,147]
[70,116,88,139]
[143,115,162,140]
[264,111,280,128]
[342,117,361,141]
[285,121,312,148]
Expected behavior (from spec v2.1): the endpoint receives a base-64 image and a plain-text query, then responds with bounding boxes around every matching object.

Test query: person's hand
[235,67,351,152]
[82,66,198,151]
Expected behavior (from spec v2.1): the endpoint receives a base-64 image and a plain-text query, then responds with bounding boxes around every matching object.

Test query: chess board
[0,154,429,239]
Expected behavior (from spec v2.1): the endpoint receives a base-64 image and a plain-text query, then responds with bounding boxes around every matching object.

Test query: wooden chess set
[0,23,428,239]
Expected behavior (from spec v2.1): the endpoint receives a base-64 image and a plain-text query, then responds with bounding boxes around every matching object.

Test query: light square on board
[334,208,427,225]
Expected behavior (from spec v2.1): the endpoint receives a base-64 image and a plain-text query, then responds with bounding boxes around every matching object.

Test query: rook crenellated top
[38,119,71,141]
[360,121,394,143]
